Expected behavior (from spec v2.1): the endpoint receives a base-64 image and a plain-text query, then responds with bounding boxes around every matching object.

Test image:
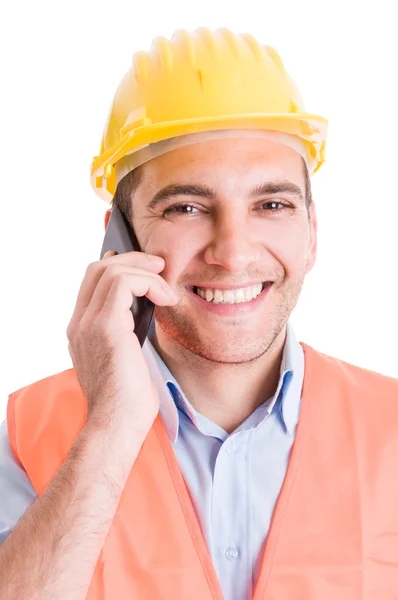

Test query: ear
[305,202,318,274]
[104,208,112,231]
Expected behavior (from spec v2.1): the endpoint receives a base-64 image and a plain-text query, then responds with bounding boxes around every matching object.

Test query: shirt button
[226,439,236,454]
[225,545,240,561]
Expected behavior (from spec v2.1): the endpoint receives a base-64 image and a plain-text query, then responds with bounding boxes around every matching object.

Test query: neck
[149,325,287,434]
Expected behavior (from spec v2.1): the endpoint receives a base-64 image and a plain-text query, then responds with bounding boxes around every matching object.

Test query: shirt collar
[141,319,304,443]
[269,320,304,434]
[141,337,180,443]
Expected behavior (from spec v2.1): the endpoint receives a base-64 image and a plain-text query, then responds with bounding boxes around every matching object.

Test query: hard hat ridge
[91,27,328,203]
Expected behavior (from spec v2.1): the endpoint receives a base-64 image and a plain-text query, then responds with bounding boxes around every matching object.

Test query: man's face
[131,137,317,363]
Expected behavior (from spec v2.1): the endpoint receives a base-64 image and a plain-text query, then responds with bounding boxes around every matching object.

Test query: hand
[66,250,179,436]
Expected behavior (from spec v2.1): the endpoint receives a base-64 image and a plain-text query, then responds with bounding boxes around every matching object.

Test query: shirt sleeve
[0,419,37,543]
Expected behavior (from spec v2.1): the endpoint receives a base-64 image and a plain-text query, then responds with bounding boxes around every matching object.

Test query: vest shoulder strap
[8,368,87,493]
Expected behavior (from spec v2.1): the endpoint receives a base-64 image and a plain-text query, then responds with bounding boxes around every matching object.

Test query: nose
[203,214,262,272]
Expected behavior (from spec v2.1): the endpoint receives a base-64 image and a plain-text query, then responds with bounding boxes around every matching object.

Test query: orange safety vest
[7,342,398,599]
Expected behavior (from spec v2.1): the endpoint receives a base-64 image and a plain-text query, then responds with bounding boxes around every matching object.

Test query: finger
[104,250,165,272]
[83,267,178,323]
[68,252,165,336]
[100,273,178,322]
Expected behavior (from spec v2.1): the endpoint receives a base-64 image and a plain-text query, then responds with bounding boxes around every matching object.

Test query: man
[1,27,398,600]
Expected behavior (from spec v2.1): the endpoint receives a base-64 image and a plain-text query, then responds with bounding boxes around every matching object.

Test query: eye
[261,201,289,211]
[163,203,200,216]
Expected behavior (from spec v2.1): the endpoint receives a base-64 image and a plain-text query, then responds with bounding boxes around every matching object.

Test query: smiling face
[126,137,317,363]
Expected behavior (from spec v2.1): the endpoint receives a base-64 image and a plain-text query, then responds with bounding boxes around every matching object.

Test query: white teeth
[205,289,214,302]
[196,283,264,304]
[222,290,234,303]
[235,288,246,303]
[245,287,253,302]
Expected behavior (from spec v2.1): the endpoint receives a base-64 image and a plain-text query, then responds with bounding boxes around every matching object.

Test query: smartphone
[99,205,155,347]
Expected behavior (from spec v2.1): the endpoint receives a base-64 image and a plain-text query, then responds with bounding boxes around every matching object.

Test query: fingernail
[169,287,180,299]
[149,255,164,265]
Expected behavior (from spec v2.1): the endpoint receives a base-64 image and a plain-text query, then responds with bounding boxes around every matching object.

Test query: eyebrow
[249,181,304,204]
[146,180,304,211]
[147,184,216,211]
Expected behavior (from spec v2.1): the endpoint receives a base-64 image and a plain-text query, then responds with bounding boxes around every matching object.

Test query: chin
[155,307,287,364]
[187,343,269,364]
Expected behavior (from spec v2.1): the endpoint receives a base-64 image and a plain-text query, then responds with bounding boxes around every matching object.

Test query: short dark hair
[111,156,312,227]
[111,165,143,227]
[302,157,313,214]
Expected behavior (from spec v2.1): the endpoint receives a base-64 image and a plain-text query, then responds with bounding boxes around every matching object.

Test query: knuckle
[101,264,124,284]
[111,271,132,290]
[66,321,74,341]
[92,314,113,339]
[79,315,93,338]
[85,261,101,276]
[103,263,118,276]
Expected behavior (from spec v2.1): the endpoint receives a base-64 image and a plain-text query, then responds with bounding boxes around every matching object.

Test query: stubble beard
[153,267,307,365]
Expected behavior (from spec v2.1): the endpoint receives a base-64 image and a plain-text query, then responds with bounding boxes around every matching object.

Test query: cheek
[265,222,310,274]
[146,229,202,284]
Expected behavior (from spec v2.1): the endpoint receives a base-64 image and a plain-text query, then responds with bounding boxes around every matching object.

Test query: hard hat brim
[91,112,327,203]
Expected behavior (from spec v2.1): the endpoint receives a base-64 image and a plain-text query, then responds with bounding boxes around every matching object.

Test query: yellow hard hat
[91,27,328,203]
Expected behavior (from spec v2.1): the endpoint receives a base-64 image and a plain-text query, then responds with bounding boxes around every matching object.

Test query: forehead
[139,137,305,190]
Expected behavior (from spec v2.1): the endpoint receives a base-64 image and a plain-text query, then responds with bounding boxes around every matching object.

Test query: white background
[1,0,397,421]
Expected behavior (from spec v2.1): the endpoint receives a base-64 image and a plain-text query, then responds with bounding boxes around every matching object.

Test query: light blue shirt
[0,320,304,600]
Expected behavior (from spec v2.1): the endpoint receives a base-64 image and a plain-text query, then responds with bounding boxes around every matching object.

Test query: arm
[0,248,178,599]
[0,420,145,600]
[0,421,37,544]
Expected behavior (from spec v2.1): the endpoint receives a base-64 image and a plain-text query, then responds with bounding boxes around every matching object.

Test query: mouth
[190,282,272,305]
[187,281,273,317]
[184,282,274,317]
